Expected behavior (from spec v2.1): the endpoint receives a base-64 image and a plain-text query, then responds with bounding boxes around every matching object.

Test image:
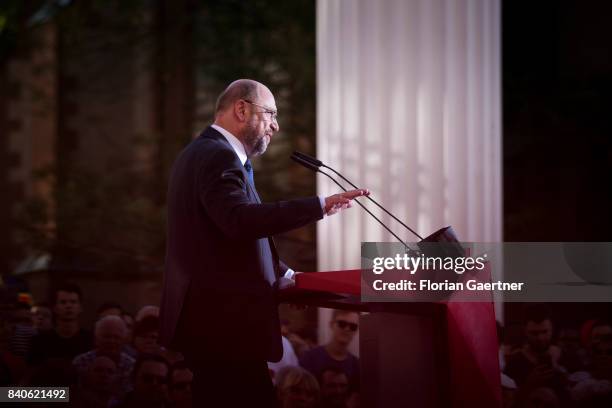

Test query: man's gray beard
[243,125,268,157]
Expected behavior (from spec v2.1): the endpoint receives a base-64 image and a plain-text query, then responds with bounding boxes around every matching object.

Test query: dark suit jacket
[159,126,323,362]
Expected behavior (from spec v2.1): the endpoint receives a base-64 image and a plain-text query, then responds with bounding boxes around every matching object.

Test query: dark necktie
[244,159,255,187]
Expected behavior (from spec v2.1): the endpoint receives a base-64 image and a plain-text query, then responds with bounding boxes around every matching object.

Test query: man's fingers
[342,189,370,199]
[324,189,369,215]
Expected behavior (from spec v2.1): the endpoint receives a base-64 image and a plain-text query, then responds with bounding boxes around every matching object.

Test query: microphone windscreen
[290,154,319,172]
[293,151,323,167]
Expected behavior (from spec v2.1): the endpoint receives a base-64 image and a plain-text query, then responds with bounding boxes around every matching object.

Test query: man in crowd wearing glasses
[300,310,361,388]
[159,79,368,407]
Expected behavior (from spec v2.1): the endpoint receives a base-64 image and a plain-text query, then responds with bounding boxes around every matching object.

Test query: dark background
[503,0,612,326]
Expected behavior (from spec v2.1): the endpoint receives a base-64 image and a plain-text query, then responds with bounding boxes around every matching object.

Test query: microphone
[291,153,410,250]
[290,155,319,172]
[293,151,323,167]
[293,151,423,240]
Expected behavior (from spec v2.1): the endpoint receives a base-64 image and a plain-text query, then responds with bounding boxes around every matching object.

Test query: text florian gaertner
[369,253,525,293]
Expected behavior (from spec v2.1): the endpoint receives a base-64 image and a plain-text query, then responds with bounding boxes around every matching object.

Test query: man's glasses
[243,99,278,122]
[335,319,358,331]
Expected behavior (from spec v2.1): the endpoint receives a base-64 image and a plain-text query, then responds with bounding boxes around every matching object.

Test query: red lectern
[280,269,501,408]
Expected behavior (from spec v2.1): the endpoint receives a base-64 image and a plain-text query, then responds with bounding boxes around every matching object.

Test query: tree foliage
[10,0,317,275]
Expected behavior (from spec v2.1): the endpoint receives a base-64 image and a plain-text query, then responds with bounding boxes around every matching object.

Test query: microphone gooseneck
[291,153,409,250]
[293,151,423,240]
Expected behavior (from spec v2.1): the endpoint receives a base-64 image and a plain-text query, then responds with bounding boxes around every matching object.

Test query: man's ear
[234,100,248,122]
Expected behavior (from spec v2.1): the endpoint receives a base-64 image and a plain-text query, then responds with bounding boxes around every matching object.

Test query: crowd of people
[498,304,612,408]
[3,283,610,407]
[0,282,361,408]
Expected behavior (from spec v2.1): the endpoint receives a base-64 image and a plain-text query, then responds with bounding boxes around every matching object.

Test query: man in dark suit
[159,79,368,406]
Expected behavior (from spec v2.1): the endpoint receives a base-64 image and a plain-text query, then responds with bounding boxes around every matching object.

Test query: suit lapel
[201,126,278,279]
[201,126,262,203]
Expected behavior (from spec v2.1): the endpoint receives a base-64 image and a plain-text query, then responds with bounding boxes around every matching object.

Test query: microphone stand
[293,151,423,240]
[291,155,411,252]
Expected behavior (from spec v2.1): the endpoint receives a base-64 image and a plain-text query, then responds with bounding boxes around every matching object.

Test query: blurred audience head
[558,327,581,350]
[276,366,319,408]
[319,367,350,408]
[31,302,53,331]
[52,283,83,323]
[330,310,360,347]
[84,355,117,394]
[131,354,169,404]
[94,315,127,360]
[132,315,160,355]
[523,303,553,353]
[96,302,123,320]
[135,305,159,322]
[168,360,193,408]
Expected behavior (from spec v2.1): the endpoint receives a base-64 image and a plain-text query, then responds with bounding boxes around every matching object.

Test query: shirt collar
[211,124,247,165]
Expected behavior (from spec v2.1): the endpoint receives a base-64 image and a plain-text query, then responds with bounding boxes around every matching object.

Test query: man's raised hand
[324,189,370,216]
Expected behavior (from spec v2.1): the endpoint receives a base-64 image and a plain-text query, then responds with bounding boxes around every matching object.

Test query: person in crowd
[300,310,360,386]
[268,335,299,383]
[135,305,159,322]
[167,360,193,408]
[96,302,124,320]
[71,355,119,408]
[132,315,161,356]
[318,366,350,408]
[27,283,93,366]
[558,326,587,374]
[276,366,319,408]
[569,320,612,406]
[111,354,170,408]
[9,302,36,357]
[589,320,612,350]
[31,302,53,331]
[1,307,27,385]
[73,315,134,396]
[497,320,518,407]
[287,327,317,359]
[504,304,566,392]
[131,315,182,364]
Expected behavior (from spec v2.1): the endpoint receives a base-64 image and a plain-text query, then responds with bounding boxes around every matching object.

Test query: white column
[317,0,502,343]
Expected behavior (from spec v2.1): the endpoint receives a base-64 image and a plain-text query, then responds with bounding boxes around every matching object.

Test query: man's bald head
[94,315,127,358]
[95,315,127,338]
[215,79,265,115]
